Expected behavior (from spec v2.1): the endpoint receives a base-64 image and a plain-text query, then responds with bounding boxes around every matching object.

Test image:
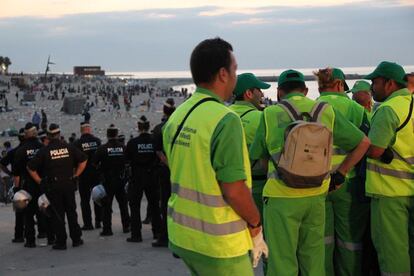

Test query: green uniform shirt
[250,93,365,160]
[229,101,261,146]
[368,89,410,148]
[194,88,247,183]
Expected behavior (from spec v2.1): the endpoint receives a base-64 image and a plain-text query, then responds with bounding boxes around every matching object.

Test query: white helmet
[38,194,50,212]
[91,184,106,206]
[13,190,32,211]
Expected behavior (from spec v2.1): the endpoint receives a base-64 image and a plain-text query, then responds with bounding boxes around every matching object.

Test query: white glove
[251,228,269,268]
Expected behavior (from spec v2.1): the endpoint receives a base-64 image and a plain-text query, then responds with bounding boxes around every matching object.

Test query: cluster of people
[162,38,414,276]
[1,99,176,250]
[2,37,414,276]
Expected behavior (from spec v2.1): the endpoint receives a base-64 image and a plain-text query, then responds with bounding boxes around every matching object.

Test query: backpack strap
[170,97,219,153]
[310,102,329,123]
[278,100,302,121]
[396,95,413,132]
[240,109,255,118]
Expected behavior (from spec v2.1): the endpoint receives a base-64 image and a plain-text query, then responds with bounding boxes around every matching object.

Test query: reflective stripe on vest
[381,272,410,276]
[336,238,363,251]
[367,163,414,179]
[168,208,246,235]
[163,92,252,258]
[171,182,227,207]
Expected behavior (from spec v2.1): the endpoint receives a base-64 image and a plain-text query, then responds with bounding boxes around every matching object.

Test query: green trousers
[170,242,254,276]
[252,179,266,220]
[371,196,414,275]
[264,195,325,276]
[324,178,370,276]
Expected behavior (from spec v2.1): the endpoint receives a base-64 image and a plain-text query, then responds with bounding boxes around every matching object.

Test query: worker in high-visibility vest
[365,61,414,276]
[163,37,268,275]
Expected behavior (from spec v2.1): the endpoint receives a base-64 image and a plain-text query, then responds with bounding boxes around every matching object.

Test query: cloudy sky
[1,0,413,73]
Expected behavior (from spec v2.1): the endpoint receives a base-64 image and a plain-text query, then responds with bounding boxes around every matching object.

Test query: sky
[1,0,414,73]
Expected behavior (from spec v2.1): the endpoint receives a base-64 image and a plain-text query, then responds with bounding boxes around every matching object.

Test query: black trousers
[157,165,171,242]
[128,166,161,238]
[79,176,102,227]
[23,193,39,243]
[47,184,82,245]
[14,211,25,239]
[102,177,130,232]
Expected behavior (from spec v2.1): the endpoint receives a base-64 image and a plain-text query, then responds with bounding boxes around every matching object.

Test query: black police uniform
[125,132,161,241]
[1,143,25,242]
[13,137,51,246]
[73,133,102,229]
[152,120,171,245]
[27,138,86,247]
[93,139,130,235]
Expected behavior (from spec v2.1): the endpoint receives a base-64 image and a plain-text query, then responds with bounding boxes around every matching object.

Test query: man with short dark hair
[27,123,87,250]
[350,80,374,114]
[163,38,266,275]
[365,61,414,275]
[406,72,414,94]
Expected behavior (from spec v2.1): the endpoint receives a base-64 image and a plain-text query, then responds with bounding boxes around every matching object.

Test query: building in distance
[73,66,105,77]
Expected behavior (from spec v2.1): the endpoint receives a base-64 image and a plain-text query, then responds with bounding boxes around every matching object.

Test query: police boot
[24,241,36,248]
[126,233,142,243]
[72,239,84,247]
[52,243,67,250]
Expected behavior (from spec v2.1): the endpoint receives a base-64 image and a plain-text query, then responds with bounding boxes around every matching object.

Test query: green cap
[364,61,407,85]
[331,68,349,91]
[233,73,271,97]
[278,69,305,86]
[349,80,371,94]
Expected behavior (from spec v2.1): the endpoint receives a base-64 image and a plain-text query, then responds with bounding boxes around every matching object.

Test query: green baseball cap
[278,69,305,86]
[364,61,407,85]
[331,68,349,91]
[348,80,371,94]
[233,73,271,97]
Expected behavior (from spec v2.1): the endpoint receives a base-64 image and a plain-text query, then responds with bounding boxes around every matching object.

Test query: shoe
[24,242,36,248]
[95,222,101,229]
[152,239,168,247]
[37,232,47,239]
[123,226,130,233]
[142,218,151,224]
[100,230,113,236]
[72,239,84,247]
[126,236,142,243]
[81,225,94,231]
[52,244,67,250]
[12,237,24,243]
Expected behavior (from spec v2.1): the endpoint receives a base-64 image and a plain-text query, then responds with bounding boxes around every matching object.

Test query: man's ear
[217,67,228,84]
[303,87,309,97]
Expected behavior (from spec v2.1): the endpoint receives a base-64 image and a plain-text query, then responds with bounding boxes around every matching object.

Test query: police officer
[27,123,87,250]
[92,124,130,236]
[0,128,25,243]
[13,123,46,247]
[73,122,102,230]
[151,99,175,247]
[125,116,161,243]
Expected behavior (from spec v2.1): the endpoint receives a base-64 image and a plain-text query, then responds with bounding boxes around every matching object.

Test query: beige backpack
[276,100,333,188]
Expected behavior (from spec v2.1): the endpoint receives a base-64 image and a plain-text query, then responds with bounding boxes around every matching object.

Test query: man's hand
[329,171,345,191]
[251,227,268,268]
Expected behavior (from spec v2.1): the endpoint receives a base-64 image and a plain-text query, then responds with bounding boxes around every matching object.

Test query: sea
[109,65,414,101]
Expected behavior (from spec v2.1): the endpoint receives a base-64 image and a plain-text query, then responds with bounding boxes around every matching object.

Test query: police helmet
[13,190,32,211]
[91,184,106,206]
[38,194,50,212]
